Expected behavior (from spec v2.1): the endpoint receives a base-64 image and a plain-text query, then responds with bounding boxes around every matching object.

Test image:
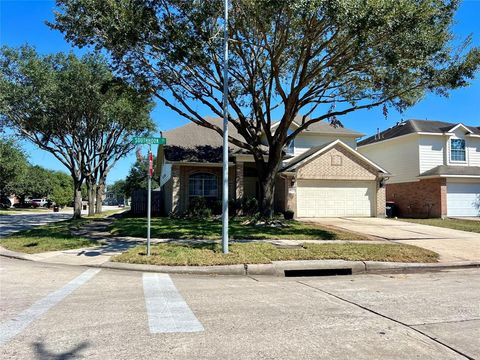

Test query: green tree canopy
[125,157,159,198]
[0,47,155,218]
[51,0,480,216]
[0,138,28,198]
[50,171,74,206]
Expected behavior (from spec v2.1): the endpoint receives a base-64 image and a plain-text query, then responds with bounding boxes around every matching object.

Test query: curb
[1,247,479,276]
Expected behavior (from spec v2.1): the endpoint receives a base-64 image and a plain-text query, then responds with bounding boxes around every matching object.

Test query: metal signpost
[221,0,230,254]
[133,137,166,256]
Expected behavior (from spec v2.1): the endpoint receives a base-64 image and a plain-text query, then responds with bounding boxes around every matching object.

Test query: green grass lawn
[0,219,97,254]
[112,242,439,266]
[399,218,480,233]
[0,208,50,215]
[109,217,367,240]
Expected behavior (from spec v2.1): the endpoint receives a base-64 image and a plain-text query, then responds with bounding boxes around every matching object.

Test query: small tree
[0,46,155,218]
[0,138,28,200]
[124,158,159,199]
[107,179,127,205]
[51,0,480,218]
[15,165,54,203]
[50,171,74,207]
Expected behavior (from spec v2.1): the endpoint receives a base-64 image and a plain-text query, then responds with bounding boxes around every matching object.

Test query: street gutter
[1,246,478,276]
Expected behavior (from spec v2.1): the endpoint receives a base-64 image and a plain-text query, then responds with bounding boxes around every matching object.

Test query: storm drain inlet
[284,268,352,277]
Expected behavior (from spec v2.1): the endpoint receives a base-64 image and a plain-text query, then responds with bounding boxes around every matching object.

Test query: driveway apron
[302,217,480,262]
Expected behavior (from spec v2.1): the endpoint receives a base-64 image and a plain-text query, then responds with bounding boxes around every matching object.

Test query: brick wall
[171,165,235,214]
[376,185,386,217]
[386,178,447,218]
[297,146,377,180]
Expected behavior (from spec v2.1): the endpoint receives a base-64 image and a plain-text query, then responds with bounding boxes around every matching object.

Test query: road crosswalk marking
[143,273,204,333]
[0,268,101,346]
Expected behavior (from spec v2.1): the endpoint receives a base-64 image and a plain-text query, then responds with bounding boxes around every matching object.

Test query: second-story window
[450,138,466,162]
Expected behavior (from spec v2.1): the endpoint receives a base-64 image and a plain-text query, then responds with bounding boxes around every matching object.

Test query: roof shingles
[358,119,480,146]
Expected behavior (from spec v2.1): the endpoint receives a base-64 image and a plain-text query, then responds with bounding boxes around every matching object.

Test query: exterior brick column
[235,161,244,200]
[376,182,386,217]
[171,165,181,214]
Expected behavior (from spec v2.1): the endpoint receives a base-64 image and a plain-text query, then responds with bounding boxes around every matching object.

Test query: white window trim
[448,137,467,165]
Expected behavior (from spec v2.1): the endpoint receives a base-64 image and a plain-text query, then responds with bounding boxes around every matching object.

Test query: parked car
[30,199,48,207]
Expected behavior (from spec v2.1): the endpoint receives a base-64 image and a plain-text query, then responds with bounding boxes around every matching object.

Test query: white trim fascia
[416,132,446,136]
[270,120,301,131]
[289,139,390,174]
[466,134,480,138]
[357,132,418,148]
[446,123,473,134]
[418,174,480,179]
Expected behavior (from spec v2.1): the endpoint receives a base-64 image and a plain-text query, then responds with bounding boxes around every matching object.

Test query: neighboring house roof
[282,139,390,174]
[418,165,480,178]
[163,116,363,162]
[358,119,480,146]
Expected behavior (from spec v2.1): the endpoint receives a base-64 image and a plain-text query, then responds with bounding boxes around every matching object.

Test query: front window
[189,173,218,198]
[450,139,466,162]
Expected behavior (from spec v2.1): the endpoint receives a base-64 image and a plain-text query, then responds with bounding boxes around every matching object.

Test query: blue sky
[1,0,479,184]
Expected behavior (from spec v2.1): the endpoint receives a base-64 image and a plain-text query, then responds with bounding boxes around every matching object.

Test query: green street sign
[132,137,166,145]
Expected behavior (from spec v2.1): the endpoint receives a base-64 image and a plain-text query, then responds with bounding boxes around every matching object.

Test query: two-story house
[358,119,480,218]
[159,117,389,218]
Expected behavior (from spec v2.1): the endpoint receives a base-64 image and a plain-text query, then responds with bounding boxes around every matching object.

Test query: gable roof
[358,119,480,146]
[282,139,389,174]
[163,116,364,162]
[163,117,242,150]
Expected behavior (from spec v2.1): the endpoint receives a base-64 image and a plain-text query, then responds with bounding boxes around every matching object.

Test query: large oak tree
[51,0,479,217]
[0,47,155,218]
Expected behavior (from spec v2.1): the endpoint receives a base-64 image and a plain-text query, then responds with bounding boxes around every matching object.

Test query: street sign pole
[132,136,167,257]
[147,145,152,256]
[221,0,229,254]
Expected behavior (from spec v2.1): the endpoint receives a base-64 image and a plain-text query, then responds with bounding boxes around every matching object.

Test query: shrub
[187,197,212,218]
[284,210,294,220]
[242,197,259,216]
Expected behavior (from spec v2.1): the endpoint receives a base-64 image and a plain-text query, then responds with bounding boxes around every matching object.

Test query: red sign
[148,152,153,177]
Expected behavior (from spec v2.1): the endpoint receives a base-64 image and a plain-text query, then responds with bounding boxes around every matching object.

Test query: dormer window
[450,139,466,162]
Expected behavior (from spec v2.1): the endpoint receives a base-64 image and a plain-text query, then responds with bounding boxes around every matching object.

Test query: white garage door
[296,180,375,217]
[447,182,480,217]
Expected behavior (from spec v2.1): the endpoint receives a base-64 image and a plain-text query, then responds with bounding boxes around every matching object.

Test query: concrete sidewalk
[305,217,480,262]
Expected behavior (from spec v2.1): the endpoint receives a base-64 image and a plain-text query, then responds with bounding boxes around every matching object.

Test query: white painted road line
[0,268,101,346]
[143,273,204,334]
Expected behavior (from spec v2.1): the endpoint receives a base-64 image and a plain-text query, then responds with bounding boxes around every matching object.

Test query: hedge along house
[159,117,390,218]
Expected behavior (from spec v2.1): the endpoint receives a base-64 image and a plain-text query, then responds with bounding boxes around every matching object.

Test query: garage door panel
[296,180,374,217]
[447,182,480,217]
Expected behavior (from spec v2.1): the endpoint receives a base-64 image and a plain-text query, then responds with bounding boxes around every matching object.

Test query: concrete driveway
[303,217,480,262]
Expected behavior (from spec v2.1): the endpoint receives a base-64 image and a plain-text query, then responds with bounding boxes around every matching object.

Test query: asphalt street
[0,257,478,359]
[0,213,72,237]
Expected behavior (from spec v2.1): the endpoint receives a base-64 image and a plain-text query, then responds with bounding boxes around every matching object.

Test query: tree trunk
[258,171,276,219]
[72,179,83,220]
[254,149,283,219]
[86,179,96,216]
[95,179,105,214]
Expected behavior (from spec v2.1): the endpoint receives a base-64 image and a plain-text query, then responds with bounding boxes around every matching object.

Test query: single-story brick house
[159,117,390,218]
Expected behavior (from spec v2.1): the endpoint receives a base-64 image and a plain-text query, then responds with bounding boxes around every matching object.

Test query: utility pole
[221,0,229,254]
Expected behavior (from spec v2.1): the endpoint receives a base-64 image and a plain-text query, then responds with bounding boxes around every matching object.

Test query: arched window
[189,173,218,198]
